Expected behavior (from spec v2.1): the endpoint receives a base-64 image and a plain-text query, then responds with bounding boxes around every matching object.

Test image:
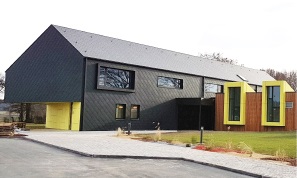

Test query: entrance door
[177,98,215,130]
[201,105,215,130]
[178,105,200,130]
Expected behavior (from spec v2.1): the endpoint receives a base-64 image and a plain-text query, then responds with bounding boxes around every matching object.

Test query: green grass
[25,123,46,129]
[136,131,297,158]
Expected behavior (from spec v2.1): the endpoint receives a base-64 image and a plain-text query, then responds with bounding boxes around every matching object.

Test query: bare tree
[99,67,132,89]
[0,73,4,93]
[286,71,297,91]
[106,68,131,88]
[198,52,238,65]
[9,103,45,123]
[265,68,297,91]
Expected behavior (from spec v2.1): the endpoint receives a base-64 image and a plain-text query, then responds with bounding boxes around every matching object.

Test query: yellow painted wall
[71,102,81,131]
[46,102,81,130]
[224,82,255,125]
[261,81,294,126]
[46,103,71,130]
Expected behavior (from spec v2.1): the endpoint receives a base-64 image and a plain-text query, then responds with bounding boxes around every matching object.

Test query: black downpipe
[199,98,202,130]
[69,102,73,130]
[202,77,205,98]
[199,77,205,130]
[79,57,87,131]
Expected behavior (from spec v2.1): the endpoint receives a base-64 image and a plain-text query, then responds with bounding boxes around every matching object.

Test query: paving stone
[23,130,297,178]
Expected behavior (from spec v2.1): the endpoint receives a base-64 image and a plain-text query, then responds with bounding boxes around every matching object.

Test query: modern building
[5,25,275,131]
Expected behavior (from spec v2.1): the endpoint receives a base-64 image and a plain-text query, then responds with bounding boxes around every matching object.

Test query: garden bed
[131,131,297,166]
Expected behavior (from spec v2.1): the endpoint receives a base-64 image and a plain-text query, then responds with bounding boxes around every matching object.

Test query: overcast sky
[1,0,296,76]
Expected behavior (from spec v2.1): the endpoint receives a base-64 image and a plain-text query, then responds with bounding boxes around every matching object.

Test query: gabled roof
[53,25,274,86]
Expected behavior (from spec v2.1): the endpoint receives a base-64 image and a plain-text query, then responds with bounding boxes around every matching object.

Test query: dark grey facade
[5,25,275,131]
[83,59,204,130]
[5,26,84,103]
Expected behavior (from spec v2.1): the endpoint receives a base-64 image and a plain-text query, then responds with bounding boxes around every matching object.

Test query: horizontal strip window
[157,76,183,89]
[205,83,223,93]
[98,66,135,90]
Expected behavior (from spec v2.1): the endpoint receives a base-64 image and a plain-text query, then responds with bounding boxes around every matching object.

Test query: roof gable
[53,25,274,85]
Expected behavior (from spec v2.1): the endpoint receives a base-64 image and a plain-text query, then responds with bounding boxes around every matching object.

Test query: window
[229,87,240,121]
[115,104,126,119]
[130,105,140,120]
[205,83,223,93]
[267,86,280,122]
[98,66,134,90]
[157,76,183,89]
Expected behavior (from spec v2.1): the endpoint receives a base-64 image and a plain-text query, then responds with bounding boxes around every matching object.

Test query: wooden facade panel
[262,126,286,131]
[215,94,225,131]
[245,93,262,131]
[227,126,245,131]
[215,92,297,132]
[285,92,297,130]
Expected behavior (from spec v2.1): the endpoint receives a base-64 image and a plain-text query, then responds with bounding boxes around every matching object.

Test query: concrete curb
[22,137,264,178]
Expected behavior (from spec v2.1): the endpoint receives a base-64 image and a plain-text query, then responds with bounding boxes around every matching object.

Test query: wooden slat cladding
[215,93,225,131]
[285,92,297,130]
[215,92,297,131]
[245,93,262,131]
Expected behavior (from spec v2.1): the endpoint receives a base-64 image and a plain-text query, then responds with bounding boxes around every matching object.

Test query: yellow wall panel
[71,102,81,131]
[46,103,71,130]
[261,81,294,126]
[224,82,255,125]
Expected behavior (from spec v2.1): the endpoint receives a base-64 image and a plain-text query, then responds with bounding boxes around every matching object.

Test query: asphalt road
[0,138,255,178]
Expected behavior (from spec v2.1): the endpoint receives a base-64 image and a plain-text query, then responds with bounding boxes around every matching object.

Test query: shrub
[191,136,198,144]
[237,142,253,157]
[275,148,287,162]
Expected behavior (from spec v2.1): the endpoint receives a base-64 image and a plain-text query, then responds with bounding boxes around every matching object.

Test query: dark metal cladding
[5,25,84,103]
[82,59,204,131]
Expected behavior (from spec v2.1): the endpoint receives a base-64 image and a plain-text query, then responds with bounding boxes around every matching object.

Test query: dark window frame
[267,86,280,122]
[229,87,241,121]
[115,104,126,120]
[157,76,183,89]
[130,104,140,120]
[97,65,135,92]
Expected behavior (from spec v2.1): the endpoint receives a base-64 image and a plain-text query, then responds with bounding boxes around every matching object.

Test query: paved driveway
[21,130,297,178]
[0,138,254,178]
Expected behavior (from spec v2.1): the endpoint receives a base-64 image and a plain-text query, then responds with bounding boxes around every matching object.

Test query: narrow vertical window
[130,105,140,120]
[229,87,240,121]
[115,104,126,120]
[267,86,280,122]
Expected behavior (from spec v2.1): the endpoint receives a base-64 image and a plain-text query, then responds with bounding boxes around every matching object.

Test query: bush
[191,136,197,144]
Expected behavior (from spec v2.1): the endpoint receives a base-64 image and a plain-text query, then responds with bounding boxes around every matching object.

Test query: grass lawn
[136,131,297,158]
[25,123,46,129]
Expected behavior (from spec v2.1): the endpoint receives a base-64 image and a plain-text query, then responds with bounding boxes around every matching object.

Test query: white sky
[0,0,296,75]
